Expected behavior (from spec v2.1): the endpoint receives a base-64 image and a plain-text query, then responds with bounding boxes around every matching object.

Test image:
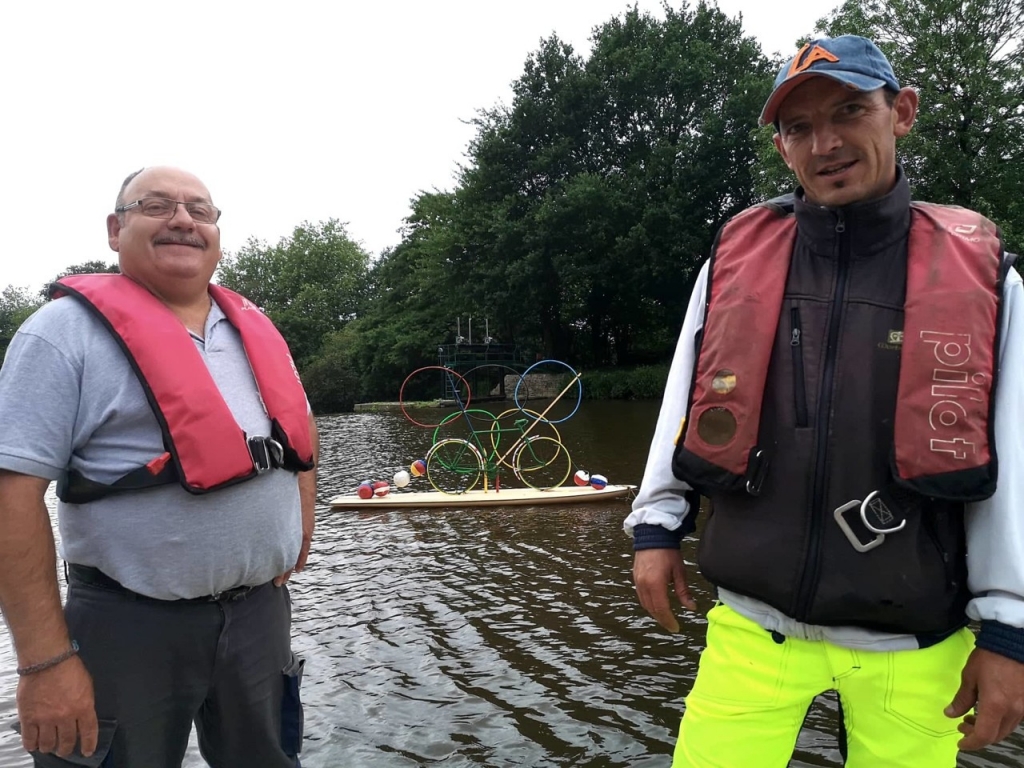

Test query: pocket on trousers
[13,718,117,767]
[281,652,305,756]
[690,604,791,708]
[883,629,973,737]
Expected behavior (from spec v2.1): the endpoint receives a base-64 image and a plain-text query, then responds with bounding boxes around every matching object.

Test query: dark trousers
[47,570,304,768]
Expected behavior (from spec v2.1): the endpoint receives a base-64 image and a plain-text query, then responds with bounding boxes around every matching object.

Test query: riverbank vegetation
[4,0,1021,413]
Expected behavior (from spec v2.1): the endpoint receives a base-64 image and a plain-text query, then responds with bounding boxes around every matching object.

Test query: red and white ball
[573,470,591,486]
[372,480,390,497]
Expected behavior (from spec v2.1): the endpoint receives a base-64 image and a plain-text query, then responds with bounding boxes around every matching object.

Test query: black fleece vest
[673,184,1008,635]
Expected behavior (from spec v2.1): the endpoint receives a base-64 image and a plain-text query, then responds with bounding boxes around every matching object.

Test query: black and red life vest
[675,202,1004,503]
[50,274,314,502]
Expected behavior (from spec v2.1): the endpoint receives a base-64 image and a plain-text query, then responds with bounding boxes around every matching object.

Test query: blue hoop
[514,359,582,424]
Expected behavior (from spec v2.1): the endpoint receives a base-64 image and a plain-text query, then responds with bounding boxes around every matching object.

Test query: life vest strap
[57,435,290,503]
[57,459,178,504]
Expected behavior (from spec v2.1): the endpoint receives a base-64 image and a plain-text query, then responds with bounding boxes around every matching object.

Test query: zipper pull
[835,211,846,234]
[791,328,801,346]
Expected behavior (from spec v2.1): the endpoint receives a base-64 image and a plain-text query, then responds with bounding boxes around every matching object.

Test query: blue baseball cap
[759,35,900,127]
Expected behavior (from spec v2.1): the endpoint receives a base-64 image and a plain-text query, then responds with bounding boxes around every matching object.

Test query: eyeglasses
[115,197,222,225]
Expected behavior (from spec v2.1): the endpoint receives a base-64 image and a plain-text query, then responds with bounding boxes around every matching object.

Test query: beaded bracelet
[16,641,80,676]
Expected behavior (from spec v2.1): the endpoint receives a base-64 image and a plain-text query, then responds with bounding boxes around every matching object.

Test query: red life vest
[678,202,1004,502]
[51,274,314,502]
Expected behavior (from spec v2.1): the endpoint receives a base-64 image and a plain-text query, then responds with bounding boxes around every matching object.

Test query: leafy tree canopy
[442,1,775,367]
[818,0,1024,253]
[218,219,372,372]
[0,285,44,359]
[41,260,120,298]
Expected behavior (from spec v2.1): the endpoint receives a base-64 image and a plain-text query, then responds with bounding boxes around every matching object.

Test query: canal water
[0,401,1019,766]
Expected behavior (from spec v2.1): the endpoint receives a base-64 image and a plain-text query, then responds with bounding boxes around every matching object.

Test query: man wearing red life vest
[0,167,318,766]
[626,36,1024,766]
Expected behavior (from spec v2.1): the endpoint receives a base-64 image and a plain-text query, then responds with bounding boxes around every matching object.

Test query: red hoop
[399,366,473,428]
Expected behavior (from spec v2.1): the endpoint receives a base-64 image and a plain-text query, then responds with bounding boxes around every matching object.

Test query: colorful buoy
[573,469,590,486]
[410,459,427,477]
[357,482,373,499]
[590,474,608,490]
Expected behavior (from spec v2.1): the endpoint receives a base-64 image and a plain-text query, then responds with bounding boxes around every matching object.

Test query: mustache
[153,234,206,248]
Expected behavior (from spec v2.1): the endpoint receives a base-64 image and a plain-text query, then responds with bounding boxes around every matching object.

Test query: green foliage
[419,1,776,372]
[0,285,44,360]
[219,219,370,367]
[41,260,120,299]
[217,220,371,411]
[752,124,795,201]
[817,0,1024,254]
[340,192,468,401]
[579,365,670,400]
[1,260,119,360]
[298,329,362,414]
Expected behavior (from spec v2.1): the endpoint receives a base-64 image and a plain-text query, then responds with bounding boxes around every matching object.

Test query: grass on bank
[576,365,669,400]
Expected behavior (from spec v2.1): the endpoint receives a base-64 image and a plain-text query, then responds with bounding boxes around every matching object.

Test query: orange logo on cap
[786,43,840,77]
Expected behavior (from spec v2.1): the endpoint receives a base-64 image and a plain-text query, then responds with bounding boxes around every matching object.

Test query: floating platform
[328,484,637,510]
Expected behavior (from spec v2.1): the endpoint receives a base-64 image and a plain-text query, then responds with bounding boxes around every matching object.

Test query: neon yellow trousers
[674,604,974,768]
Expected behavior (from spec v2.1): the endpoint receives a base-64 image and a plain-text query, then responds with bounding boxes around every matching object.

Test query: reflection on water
[0,402,1019,767]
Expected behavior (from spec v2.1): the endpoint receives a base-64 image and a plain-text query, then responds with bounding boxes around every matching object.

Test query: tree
[343,192,470,400]
[218,219,371,368]
[0,285,43,359]
[447,1,775,367]
[217,220,371,412]
[41,260,120,298]
[818,0,1024,254]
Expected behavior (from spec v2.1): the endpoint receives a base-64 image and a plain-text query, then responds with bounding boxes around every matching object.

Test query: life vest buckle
[859,490,908,535]
[745,449,769,496]
[834,500,885,553]
[248,436,285,473]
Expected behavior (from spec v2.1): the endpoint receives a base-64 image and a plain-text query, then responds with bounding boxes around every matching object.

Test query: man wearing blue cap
[626,35,1024,766]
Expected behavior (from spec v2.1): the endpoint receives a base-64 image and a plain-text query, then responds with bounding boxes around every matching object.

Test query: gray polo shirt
[0,295,302,599]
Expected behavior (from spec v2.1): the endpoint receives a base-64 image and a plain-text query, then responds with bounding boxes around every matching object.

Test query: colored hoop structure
[461,364,531,405]
[425,438,485,494]
[513,360,582,424]
[400,366,472,429]
[490,408,562,469]
[432,409,501,447]
[513,436,572,490]
[401,359,585,494]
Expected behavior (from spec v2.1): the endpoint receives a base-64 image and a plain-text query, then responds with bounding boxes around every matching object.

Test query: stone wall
[500,373,564,399]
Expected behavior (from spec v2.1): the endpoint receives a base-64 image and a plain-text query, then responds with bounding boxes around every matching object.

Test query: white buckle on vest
[859,490,908,535]
[834,500,885,553]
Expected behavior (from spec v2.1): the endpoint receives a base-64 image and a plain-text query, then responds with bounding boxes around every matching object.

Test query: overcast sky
[2,1,828,292]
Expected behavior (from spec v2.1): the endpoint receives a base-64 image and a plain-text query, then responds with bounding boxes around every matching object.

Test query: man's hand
[275,481,315,587]
[17,656,97,757]
[0,470,96,755]
[632,547,697,633]
[945,647,1024,750]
